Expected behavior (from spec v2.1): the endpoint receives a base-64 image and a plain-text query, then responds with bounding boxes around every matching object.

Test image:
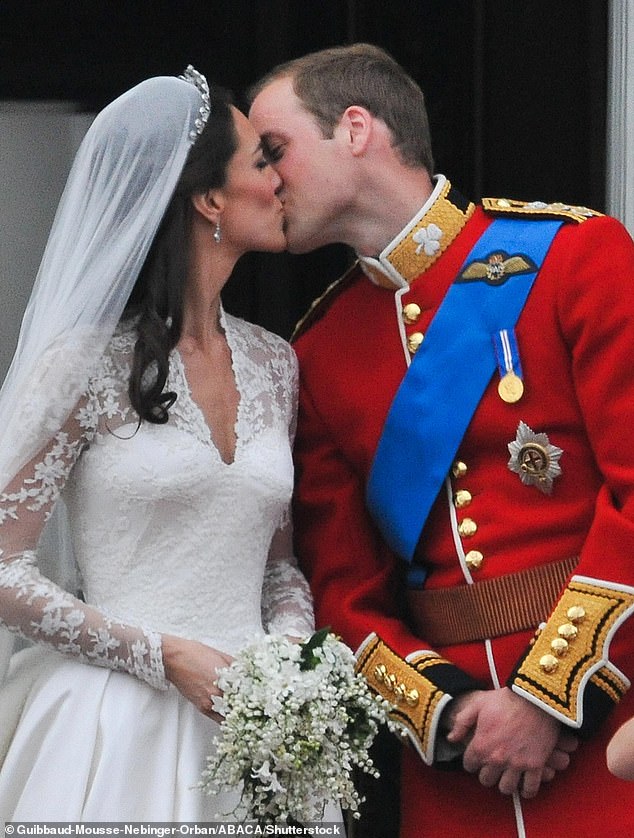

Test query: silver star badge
[507,421,563,495]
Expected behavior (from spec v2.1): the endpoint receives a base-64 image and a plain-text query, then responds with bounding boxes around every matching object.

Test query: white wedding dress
[0,310,318,821]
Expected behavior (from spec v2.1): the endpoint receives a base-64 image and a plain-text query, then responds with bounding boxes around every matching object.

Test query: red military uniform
[292,176,634,837]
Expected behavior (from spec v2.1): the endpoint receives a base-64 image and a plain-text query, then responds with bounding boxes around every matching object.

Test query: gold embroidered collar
[358,176,475,290]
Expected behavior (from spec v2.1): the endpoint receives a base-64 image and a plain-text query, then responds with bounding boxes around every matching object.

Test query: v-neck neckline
[172,307,242,466]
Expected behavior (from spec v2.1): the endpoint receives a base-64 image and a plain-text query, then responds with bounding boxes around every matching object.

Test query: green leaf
[299,626,330,671]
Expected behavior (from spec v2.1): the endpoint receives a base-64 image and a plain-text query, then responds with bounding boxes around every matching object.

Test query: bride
[0,67,317,820]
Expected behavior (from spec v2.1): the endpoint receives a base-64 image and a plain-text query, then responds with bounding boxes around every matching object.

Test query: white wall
[0,102,93,381]
[607,0,634,233]
[0,106,93,665]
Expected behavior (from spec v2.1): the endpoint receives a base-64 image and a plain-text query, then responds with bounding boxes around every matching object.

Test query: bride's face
[218,108,285,254]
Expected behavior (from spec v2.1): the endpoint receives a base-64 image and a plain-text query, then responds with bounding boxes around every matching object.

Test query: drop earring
[214,220,222,244]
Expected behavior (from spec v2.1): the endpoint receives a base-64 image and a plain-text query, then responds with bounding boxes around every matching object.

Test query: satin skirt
[0,647,251,821]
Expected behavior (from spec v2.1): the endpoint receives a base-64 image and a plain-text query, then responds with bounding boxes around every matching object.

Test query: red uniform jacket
[292,180,634,837]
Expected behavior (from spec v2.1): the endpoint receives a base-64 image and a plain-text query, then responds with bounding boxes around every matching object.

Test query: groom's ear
[338,105,373,156]
[191,189,224,224]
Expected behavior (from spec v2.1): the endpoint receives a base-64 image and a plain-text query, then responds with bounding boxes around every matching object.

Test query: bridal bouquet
[199,628,390,824]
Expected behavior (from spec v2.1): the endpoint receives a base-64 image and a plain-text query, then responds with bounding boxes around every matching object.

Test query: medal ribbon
[367,217,563,568]
[493,328,524,391]
[494,329,523,379]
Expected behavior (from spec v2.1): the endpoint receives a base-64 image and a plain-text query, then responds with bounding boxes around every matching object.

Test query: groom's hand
[445,687,577,797]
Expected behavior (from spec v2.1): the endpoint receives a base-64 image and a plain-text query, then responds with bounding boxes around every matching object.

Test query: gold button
[407,331,424,354]
[406,688,419,707]
[540,654,559,673]
[465,550,483,570]
[567,606,586,625]
[394,683,407,701]
[550,637,569,657]
[558,623,578,641]
[402,302,422,325]
[454,489,472,508]
[458,518,477,538]
[452,461,468,478]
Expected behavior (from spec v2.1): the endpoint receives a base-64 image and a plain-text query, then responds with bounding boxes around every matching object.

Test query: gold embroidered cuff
[355,633,480,764]
[510,576,634,733]
[590,663,629,705]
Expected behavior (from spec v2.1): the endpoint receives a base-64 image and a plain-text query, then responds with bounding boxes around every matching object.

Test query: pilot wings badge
[458,251,537,286]
[507,421,563,495]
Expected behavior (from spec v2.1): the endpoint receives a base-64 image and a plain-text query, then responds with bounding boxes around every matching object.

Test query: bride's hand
[161,634,234,721]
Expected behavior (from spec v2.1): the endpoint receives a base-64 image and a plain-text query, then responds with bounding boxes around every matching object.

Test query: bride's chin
[260,235,287,254]
[265,220,287,253]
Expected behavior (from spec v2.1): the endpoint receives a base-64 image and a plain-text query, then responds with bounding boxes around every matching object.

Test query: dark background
[0,0,608,339]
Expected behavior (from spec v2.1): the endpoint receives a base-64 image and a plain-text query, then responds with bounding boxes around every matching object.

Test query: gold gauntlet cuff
[511,577,634,731]
[356,634,455,764]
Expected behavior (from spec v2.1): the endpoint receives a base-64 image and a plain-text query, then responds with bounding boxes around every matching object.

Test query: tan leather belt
[406,556,578,646]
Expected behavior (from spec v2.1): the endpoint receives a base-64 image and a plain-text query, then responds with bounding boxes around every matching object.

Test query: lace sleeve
[259,332,314,636]
[261,520,315,639]
[0,395,166,690]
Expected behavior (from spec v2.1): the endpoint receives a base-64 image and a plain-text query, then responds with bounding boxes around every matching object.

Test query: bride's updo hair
[123,83,237,424]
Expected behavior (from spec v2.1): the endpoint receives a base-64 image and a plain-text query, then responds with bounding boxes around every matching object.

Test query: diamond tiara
[179,65,211,141]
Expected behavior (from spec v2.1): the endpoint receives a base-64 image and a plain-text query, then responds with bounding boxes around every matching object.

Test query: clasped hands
[443,687,578,798]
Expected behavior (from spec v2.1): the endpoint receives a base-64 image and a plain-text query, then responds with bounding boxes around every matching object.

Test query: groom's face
[249,77,352,254]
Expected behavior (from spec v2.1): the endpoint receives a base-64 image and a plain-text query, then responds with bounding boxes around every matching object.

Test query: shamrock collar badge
[507,421,563,495]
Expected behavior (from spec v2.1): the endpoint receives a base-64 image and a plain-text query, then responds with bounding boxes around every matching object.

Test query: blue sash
[366,217,563,567]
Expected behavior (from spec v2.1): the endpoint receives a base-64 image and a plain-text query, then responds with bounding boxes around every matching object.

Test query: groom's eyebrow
[260,129,285,144]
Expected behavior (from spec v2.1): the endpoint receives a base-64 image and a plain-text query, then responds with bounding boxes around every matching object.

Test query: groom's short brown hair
[249,43,434,172]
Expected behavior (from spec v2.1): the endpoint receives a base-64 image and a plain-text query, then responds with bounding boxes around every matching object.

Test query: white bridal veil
[0,67,210,682]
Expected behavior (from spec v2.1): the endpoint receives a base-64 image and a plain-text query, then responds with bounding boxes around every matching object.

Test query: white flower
[251,760,286,794]
[199,630,391,825]
[412,222,443,256]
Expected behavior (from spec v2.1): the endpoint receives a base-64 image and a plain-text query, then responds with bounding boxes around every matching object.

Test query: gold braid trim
[355,634,450,764]
[513,578,634,725]
[482,197,603,224]
[590,665,629,704]
[358,180,475,290]
[384,180,475,283]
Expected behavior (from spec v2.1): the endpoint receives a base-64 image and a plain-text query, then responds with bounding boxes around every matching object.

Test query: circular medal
[518,442,549,478]
[498,372,524,403]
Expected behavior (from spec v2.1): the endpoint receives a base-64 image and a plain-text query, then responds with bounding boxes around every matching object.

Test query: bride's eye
[263,142,285,163]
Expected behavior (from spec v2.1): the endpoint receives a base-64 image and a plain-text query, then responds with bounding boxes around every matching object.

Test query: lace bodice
[0,311,314,689]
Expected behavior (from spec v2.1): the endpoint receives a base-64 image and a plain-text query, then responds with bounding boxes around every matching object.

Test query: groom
[250,44,634,837]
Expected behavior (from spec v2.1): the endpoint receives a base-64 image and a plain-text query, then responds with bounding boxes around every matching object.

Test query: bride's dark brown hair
[123,83,237,424]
